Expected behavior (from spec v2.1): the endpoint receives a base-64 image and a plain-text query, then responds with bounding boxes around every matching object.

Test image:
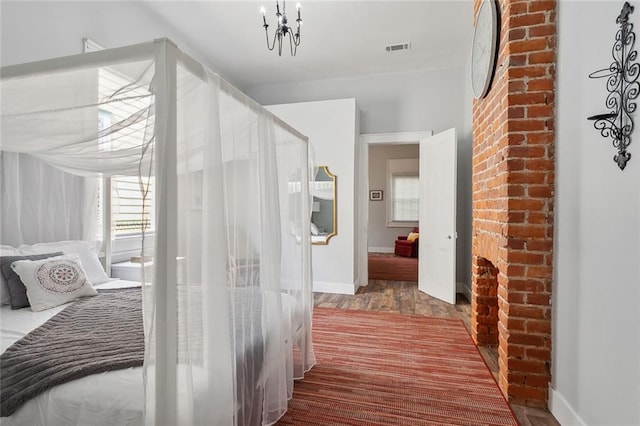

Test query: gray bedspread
[1,286,266,422]
[1,288,144,417]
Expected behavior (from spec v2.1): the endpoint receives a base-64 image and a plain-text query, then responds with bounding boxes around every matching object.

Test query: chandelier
[260,1,302,56]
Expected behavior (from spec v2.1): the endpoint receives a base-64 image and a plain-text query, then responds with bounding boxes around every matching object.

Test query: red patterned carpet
[368,254,418,282]
[278,308,518,426]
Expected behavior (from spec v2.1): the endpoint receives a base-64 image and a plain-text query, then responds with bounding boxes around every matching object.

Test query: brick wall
[471,0,556,407]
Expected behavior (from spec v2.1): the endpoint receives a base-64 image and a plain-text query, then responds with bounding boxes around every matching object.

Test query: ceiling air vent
[385,42,411,52]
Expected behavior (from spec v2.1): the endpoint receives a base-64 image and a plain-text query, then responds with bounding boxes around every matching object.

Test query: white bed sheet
[1,280,144,426]
[1,281,303,426]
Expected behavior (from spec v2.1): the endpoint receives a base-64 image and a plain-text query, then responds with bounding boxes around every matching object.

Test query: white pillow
[11,253,98,312]
[0,245,21,305]
[18,240,110,285]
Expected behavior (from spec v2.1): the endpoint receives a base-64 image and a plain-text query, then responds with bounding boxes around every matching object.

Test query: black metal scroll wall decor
[588,1,639,170]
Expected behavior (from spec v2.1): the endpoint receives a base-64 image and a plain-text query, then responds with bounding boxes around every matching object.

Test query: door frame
[357,131,433,289]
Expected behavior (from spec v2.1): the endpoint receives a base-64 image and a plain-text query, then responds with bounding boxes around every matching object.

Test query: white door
[418,128,457,304]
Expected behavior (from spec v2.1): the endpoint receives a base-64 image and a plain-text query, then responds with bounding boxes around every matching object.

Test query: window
[87,39,154,259]
[97,70,155,238]
[387,159,419,227]
[391,174,419,221]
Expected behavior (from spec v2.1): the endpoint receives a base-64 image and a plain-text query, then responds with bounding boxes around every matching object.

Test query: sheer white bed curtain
[0,39,315,425]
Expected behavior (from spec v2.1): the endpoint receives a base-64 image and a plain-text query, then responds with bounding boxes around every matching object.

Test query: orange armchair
[394,227,419,258]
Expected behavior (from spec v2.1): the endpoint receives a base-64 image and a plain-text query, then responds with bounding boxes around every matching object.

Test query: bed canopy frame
[0,38,315,425]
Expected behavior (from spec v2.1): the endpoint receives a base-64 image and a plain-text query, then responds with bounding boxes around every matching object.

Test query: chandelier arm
[264,28,274,51]
[288,31,295,56]
[266,28,279,51]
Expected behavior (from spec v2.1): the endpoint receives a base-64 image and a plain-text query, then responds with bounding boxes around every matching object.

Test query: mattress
[0,280,303,426]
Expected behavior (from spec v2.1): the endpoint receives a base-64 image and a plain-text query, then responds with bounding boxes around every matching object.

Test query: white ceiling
[140,1,474,89]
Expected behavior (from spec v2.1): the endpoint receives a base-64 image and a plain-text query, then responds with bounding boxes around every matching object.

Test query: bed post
[150,38,179,426]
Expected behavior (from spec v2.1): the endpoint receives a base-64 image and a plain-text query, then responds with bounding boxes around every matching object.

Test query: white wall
[267,99,359,295]
[247,67,466,135]
[368,145,420,251]
[553,2,640,425]
[248,67,473,290]
[0,1,217,76]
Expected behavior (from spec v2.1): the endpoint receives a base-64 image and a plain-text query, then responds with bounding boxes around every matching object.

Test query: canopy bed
[0,38,315,425]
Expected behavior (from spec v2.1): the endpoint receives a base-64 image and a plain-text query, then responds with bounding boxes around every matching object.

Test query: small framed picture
[369,190,383,201]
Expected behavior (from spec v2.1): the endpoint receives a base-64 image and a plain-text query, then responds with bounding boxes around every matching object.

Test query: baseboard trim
[549,387,586,426]
[313,281,356,295]
[368,247,394,254]
[458,281,472,301]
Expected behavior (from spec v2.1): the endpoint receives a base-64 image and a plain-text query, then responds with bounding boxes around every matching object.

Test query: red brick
[508,225,546,238]
[508,251,544,264]
[508,359,548,374]
[530,51,555,64]
[511,13,546,28]
[506,172,546,184]
[508,332,548,346]
[527,185,553,198]
[528,212,550,224]
[509,66,548,79]
[508,211,526,223]
[527,293,551,306]
[528,78,555,92]
[529,24,556,37]
[526,240,553,251]
[509,2,528,16]
[526,266,552,279]
[508,292,526,304]
[509,385,548,401]
[503,263,526,276]
[527,159,554,171]
[528,104,554,118]
[510,39,549,54]
[528,133,554,144]
[510,92,547,105]
[529,1,556,14]
[509,133,526,144]
[507,344,526,358]
[506,158,526,171]
[506,279,545,292]
[507,184,525,196]
[506,372,527,385]
[506,238,527,250]
[510,54,528,66]
[509,80,527,93]
[509,28,527,41]
[506,106,523,120]
[526,347,552,360]
[525,375,551,388]
[509,145,547,158]
[511,119,547,131]
[527,320,552,334]
[507,304,545,319]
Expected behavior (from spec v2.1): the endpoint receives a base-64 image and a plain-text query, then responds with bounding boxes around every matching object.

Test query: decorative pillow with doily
[10,253,98,312]
[0,252,64,309]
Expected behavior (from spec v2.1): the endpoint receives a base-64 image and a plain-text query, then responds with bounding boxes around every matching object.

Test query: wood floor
[314,279,560,426]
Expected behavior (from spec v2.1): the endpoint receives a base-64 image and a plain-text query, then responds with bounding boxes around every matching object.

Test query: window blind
[88,38,154,237]
[391,175,419,221]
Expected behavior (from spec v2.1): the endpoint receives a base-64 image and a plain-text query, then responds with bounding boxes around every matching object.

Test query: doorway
[359,130,458,304]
